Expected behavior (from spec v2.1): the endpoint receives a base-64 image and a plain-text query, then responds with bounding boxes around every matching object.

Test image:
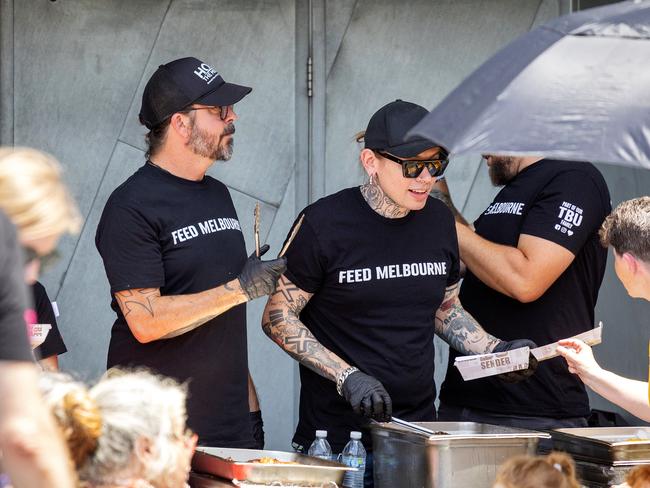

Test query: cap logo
[193,63,219,84]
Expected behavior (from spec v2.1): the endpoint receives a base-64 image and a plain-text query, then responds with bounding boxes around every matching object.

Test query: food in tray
[247,457,301,465]
[432,431,450,435]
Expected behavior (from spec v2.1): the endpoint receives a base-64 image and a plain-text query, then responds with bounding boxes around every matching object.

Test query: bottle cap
[350,431,362,440]
[315,430,328,438]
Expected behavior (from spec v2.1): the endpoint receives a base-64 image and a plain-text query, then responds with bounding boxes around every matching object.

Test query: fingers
[360,395,372,418]
[381,390,393,420]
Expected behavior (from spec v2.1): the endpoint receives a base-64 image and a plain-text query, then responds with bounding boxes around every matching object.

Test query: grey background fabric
[1,0,648,450]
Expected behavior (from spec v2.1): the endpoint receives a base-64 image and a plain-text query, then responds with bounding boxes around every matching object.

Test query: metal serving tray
[191,447,352,485]
[371,421,550,488]
[552,427,650,465]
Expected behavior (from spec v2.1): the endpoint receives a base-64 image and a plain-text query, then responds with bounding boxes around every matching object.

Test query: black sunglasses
[185,105,232,121]
[377,151,449,178]
[23,247,61,272]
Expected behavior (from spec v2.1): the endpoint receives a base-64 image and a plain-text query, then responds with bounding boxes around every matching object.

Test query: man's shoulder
[539,159,606,182]
[303,187,358,217]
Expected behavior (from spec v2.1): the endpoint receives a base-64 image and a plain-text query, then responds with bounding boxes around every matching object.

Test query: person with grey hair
[558,196,650,422]
[39,369,196,488]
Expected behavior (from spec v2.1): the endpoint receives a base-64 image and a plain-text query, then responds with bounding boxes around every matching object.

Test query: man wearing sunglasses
[96,57,286,449]
[262,101,535,487]
[433,153,611,431]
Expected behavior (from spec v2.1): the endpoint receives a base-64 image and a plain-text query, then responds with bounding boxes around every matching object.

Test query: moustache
[223,124,236,136]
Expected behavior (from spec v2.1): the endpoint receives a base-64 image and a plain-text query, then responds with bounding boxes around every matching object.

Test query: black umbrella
[409,0,650,169]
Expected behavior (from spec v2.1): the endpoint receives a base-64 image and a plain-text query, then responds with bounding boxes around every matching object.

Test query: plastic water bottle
[308,429,332,460]
[341,431,366,488]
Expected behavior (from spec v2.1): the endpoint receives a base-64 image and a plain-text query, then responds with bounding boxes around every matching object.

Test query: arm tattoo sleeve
[262,276,347,381]
[434,283,500,355]
[114,288,159,318]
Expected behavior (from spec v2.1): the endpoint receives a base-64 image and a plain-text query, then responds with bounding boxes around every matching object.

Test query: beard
[188,121,235,161]
[488,156,518,186]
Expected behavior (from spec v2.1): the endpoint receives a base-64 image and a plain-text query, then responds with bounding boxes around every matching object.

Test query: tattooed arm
[114,279,247,343]
[262,275,350,382]
[434,282,501,355]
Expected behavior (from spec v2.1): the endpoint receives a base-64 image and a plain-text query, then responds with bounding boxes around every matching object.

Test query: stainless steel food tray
[192,447,353,485]
[371,421,550,488]
[552,427,650,465]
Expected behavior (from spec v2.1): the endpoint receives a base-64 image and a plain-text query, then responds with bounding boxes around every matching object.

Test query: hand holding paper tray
[455,324,603,381]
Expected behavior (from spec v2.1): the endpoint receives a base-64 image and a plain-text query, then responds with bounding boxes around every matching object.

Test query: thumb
[557,345,579,362]
[251,244,270,258]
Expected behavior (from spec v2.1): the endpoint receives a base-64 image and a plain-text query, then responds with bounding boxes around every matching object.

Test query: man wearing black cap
[262,101,535,486]
[96,57,286,448]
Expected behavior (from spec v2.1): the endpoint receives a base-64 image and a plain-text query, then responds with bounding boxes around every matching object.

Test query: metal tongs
[254,203,305,259]
[389,417,440,436]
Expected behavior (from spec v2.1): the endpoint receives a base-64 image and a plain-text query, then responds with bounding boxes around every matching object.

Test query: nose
[227,106,238,123]
[416,167,434,182]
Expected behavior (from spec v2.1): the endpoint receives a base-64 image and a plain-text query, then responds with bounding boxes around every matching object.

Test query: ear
[359,148,379,178]
[169,112,192,141]
[134,435,156,465]
[621,252,639,275]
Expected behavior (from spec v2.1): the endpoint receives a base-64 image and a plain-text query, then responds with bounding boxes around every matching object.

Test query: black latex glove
[250,410,265,449]
[237,244,287,301]
[341,370,392,422]
[492,339,539,383]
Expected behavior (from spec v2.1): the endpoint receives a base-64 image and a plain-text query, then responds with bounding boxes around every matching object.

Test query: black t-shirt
[32,281,67,360]
[0,212,32,362]
[285,188,460,451]
[95,163,253,447]
[440,159,611,418]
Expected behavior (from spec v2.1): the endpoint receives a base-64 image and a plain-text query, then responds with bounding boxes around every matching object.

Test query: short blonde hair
[0,147,81,241]
[495,452,580,488]
[599,197,650,262]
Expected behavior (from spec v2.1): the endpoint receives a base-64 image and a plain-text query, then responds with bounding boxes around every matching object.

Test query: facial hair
[488,156,518,186]
[188,121,235,161]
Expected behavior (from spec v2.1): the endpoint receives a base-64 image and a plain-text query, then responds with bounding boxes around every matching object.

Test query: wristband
[336,367,359,396]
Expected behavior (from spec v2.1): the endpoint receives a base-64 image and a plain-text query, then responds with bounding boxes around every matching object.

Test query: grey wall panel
[324,0,543,196]
[119,0,295,207]
[0,0,14,145]
[324,0,357,79]
[12,0,169,296]
[247,175,299,450]
[57,141,145,380]
[531,0,561,27]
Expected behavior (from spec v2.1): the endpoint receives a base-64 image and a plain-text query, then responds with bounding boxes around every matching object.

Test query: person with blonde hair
[622,465,650,488]
[558,196,650,421]
[0,147,81,282]
[493,452,581,488]
[0,146,80,487]
[39,369,196,488]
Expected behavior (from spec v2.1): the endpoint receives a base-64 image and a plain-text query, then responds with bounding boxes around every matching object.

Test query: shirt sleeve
[32,282,67,359]
[95,202,165,293]
[520,170,608,254]
[282,214,326,294]
[0,213,33,362]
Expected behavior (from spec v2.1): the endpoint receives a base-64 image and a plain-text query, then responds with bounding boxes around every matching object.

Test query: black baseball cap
[364,100,439,157]
[139,57,252,129]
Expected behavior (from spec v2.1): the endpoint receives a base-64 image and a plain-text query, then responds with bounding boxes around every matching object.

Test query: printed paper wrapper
[454,347,530,381]
[530,325,602,361]
[28,323,52,349]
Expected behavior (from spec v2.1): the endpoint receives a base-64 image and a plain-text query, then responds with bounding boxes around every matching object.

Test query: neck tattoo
[360,182,409,219]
